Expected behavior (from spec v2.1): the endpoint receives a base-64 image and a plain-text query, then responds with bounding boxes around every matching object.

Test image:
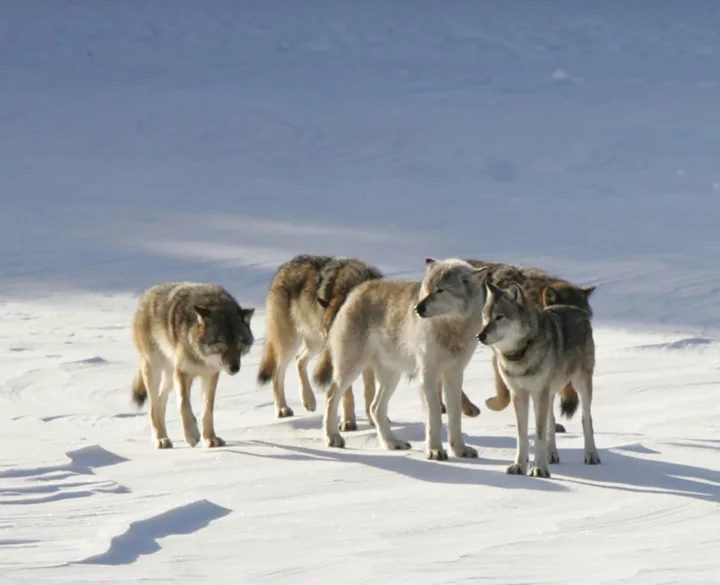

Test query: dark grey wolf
[477,281,600,478]
[131,282,255,449]
[466,259,595,432]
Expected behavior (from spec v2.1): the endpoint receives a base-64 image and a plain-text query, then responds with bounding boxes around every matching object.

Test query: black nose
[477,331,487,343]
[229,363,240,374]
[415,303,426,317]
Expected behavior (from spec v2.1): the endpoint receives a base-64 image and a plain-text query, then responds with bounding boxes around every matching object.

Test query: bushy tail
[132,367,147,409]
[559,383,579,419]
[312,346,334,389]
[257,342,277,386]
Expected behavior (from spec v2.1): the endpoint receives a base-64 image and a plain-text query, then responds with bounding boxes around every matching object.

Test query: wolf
[466,259,596,432]
[313,258,488,461]
[257,255,383,430]
[257,254,482,429]
[131,282,255,449]
[477,280,600,478]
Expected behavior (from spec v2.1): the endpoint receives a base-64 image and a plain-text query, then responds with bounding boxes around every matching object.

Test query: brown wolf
[465,260,595,431]
[258,254,483,430]
[131,282,255,449]
[256,255,383,430]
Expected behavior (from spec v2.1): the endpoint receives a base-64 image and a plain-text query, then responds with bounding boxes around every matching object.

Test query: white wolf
[313,258,488,460]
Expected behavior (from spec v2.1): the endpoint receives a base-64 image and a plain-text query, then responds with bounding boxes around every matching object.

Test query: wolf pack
[131,254,598,479]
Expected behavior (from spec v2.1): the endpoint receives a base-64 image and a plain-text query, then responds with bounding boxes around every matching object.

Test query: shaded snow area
[1,1,719,583]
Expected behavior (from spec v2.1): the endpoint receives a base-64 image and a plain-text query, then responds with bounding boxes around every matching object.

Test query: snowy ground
[2,1,720,583]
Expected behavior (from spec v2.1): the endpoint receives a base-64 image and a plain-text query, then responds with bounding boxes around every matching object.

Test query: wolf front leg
[173,368,201,447]
[201,372,225,448]
[442,369,477,459]
[507,389,530,475]
[529,387,552,478]
[420,369,447,460]
[141,360,172,449]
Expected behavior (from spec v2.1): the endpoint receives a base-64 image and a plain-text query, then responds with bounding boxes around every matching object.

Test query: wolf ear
[194,305,212,322]
[582,285,596,298]
[507,282,525,304]
[316,296,330,309]
[425,258,437,269]
[484,281,501,299]
[542,287,558,308]
[464,266,489,286]
[240,307,255,326]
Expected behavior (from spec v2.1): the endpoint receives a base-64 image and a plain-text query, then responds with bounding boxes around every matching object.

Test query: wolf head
[477,281,535,352]
[194,305,255,375]
[542,282,595,316]
[414,258,488,319]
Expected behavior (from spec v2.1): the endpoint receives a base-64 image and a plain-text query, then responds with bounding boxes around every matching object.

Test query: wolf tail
[312,346,334,389]
[559,383,579,419]
[257,342,277,386]
[132,367,147,409]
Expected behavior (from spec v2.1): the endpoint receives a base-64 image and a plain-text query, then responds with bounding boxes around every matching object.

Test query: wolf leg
[420,369,446,460]
[529,387,552,478]
[295,340,319,413]
[201,372,224,447]
[547,397,560,464]
[485,354,512,411]
[507,389,529,475]
[173,368,200,447]
[323,383,348,448]
[370,367,408,450]
[273,354,295,418]
[573,371,600,464]
[340,387,358,431]
[443,369,477,458]
[143,359,172,449]
[362,367,377,424]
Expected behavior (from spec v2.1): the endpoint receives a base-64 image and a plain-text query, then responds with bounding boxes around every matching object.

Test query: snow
[1,1,720,583]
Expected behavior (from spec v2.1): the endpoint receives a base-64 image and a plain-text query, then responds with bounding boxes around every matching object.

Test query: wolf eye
[495,314,505,322]
[436,288,446,294]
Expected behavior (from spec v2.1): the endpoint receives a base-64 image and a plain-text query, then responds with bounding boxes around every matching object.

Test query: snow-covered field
[2,1,720,583]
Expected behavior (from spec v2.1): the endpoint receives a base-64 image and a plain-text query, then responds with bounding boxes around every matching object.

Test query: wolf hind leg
[572,370,600,465]
[370,366,408,451]
[295,338,320,413]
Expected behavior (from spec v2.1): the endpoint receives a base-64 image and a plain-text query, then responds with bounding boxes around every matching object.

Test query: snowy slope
[1,1,719,583]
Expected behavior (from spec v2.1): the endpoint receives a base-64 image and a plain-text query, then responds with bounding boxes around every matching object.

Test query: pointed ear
[194,305,212,323]
[542,287,559,308]
[241,307,255,326]
[425,258,437,270]
[507,282,525,304]
[464,266,489,285]
[484,281,501,299]
[317,296,330,309]
[582,285,596,298]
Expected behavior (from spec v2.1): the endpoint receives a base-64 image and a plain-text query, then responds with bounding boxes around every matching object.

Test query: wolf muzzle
[476,326,489,345]
[414,298,429,318]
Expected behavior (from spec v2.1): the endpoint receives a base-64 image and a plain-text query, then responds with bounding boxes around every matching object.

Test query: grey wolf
[466,259,596,432]
[256,255,382,430]
[131,282,255,449]
[477,281,600,478]
[313,258,488,461]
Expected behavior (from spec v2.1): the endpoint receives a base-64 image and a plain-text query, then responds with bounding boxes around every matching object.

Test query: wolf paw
[326,434,345,449]
[302,394,317,413]
[384,438,411,451]
[549,450,560,464]
[277,406,294,418]
[555,423,566,433]
[462,402,481,418]
[506,463,527,475]
[204,435,225,448]
[339,420,358,432]
[155,437,173,449]
[426,448,449,461]
[529,465,551,478]
[584,451,601,465]
[452,444,478,459]
[184,421,201,447]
